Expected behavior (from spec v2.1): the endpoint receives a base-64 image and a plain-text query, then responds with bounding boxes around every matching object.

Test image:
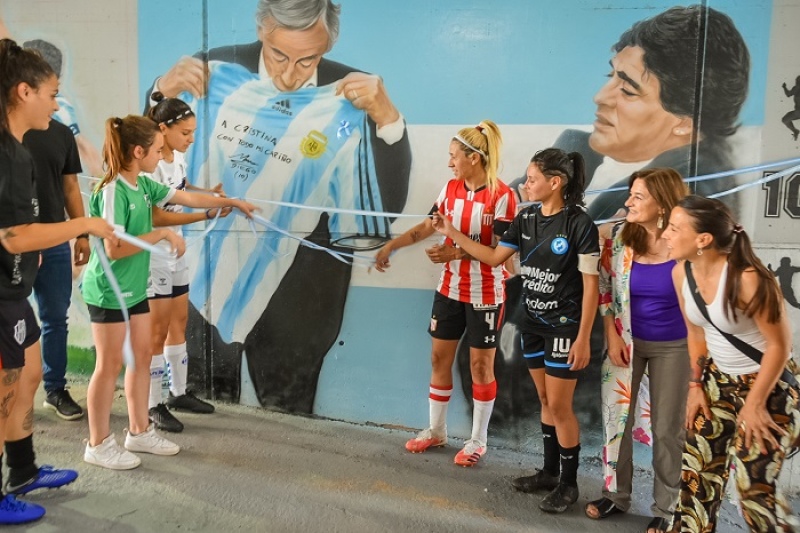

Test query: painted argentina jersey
[435,179,517,305]
[499,204,599,328]
[181,61,386,343]
[81,175,174,309]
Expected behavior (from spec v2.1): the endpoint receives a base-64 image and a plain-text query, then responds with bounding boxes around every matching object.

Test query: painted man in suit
[146,0,411,412]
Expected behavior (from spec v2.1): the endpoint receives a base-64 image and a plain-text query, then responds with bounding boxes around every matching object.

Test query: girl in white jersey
[433,148,600,514]
[664,196,798,532]
[144,94,230,433]
[374,121,517,467]
[81,115,255,470]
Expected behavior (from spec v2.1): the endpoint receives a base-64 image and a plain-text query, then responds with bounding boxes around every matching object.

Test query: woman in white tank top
[664,195,798,532]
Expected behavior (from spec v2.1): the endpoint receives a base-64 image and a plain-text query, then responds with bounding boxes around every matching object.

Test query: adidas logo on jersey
[271,99,293,116]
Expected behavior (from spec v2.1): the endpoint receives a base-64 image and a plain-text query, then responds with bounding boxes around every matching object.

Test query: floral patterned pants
[672,361,800,532]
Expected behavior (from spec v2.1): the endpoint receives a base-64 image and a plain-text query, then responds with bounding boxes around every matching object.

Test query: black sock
[542,423,559,476]
[5,435,38,487]
[559,444,580,487]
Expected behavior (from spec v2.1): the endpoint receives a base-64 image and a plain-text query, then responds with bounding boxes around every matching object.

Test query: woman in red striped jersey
[373,120,517,467]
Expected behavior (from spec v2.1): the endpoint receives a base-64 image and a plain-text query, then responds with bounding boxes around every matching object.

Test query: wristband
[77,233,89,240]
[205,209,213,220]
[689,377,703,383]
[689,382,704,389]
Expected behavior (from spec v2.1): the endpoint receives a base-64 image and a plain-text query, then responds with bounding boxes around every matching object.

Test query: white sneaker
[84,434,141,470]
[124,424,180,455]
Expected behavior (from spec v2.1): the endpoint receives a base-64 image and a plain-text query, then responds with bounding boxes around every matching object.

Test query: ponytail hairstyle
[452,120,503,192]
[620,167,689,255]
[98,115,160,190]
[147,92,194,126]
[0,38,56,141]
[530,148,587,207]
[678,195,782,323]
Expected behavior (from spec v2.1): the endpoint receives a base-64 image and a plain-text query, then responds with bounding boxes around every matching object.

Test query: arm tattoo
[410,230,422,243]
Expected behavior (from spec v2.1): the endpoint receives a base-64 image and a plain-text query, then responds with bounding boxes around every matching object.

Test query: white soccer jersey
[148,151,188,268]
[182,61,385,343]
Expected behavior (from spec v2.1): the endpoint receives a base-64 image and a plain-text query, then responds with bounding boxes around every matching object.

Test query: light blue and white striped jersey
[183,61,384,343]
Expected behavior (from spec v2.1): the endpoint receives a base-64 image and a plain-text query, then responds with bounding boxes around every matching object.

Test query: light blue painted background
[140,0,774,440]
[139,0,771,126]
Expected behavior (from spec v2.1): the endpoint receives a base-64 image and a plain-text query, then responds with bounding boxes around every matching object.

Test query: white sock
[164,343,188,396]
[429,384,452,434]
[149,355,166,409]
[471,398,495,446]
[471,381,497,446]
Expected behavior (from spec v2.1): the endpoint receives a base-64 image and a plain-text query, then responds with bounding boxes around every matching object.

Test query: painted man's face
[258,18,330,92]
[589,46,691,163]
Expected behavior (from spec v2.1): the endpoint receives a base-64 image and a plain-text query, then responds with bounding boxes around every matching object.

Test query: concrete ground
[8,379,781,533]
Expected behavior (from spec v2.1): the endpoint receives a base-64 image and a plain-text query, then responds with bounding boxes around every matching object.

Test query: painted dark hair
[147,92,194,126]
[98,115,160,190]
[613,5,749,139]
[0,38,55,140]
[22,39,63,77]
[678,195,782,323]
[530,148,587,207]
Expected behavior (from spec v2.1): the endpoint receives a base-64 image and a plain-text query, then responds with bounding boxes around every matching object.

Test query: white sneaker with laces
[124,424,180,455]
[84,434,141,470]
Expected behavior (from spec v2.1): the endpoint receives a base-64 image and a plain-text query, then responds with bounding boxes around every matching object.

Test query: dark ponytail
[678,195,782,323]
[564,152,586,207]
[530,148,587,207]
[0,38,55,140]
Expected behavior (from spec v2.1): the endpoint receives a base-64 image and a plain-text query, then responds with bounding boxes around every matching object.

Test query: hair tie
[112,117,123,128]
[151,91,165,103]
[732,224,744,234]
[475,125,484,134]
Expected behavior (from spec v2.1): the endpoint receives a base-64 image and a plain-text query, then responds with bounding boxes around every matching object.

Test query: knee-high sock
[429,383,452,434]
[149,354,166,409]
[560,444,581,487]
[471,381,496,446]
[542,423,559,476]
[164,343,188,397]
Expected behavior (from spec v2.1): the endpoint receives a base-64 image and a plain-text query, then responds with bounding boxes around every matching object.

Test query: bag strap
[683,261,797,387]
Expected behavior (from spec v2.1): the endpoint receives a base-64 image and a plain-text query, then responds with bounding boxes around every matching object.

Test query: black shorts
[521,325,581,379]
[428,292,503,349]
[87,299,150,324]
[149,284,189,300]
[0,299,41,370]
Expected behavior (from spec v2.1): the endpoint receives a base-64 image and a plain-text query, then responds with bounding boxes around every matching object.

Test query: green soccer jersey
[81,175,174,309]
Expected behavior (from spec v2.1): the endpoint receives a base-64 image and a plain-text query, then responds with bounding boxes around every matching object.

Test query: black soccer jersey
[0,138,40,300]
[499,204,599,329]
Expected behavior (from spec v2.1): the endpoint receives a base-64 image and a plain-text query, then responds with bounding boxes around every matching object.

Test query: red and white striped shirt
[434,179,517,305]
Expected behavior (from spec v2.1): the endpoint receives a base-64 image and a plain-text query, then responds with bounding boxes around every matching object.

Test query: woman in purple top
[588,168,690,533]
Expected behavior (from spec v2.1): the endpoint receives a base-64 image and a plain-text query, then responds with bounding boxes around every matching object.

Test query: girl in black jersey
[433,148,599,513]
[0,39,115,524]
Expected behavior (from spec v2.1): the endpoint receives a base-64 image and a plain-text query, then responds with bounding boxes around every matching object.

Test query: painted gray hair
[255,0,341,50]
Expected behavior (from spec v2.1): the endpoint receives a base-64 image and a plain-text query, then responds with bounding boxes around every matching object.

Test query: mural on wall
[8,0,798,449]
[140,7,412,411]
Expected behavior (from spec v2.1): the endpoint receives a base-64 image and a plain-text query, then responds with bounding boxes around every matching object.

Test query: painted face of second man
[258,17,330,92]
[589,46,690,163]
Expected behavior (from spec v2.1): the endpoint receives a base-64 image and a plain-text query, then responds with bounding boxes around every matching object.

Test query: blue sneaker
[6,465,79,495]
[0,495,45,524]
